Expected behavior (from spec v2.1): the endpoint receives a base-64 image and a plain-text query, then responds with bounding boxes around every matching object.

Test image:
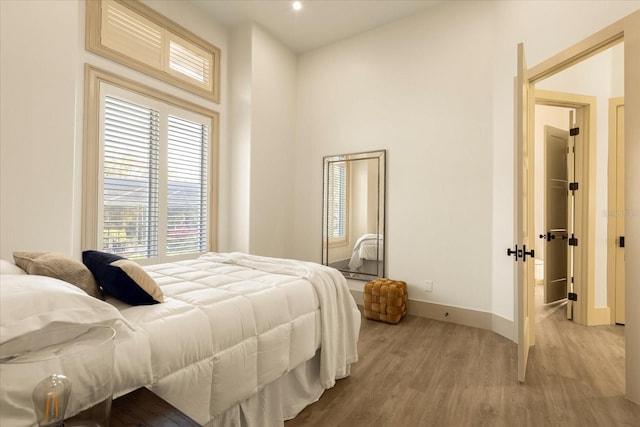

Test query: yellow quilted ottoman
[363,279,407,324]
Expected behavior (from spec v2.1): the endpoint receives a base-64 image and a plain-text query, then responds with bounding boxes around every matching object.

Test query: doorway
[514,12,640,394]
[533,90,600,326]
[532,39,624,327]
[514,11,640,404]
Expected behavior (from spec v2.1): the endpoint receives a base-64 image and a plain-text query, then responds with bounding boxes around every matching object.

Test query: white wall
[228,24,298,258]
[229,24,253,253]
[1,0,79,257]
[249,26,297,258]
[295,1,495,314]
[294,1,639,324]
[0,0,228,260]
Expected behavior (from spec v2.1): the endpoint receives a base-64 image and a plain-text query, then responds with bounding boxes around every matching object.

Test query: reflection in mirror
[322,150,386,281]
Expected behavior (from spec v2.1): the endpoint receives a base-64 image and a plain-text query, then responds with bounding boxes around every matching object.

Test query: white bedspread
[117,252,361,424]
[0,253,360,426]
[203,252,360,388]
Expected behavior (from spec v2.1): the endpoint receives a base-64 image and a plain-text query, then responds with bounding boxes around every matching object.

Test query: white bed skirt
[153,350,330,427]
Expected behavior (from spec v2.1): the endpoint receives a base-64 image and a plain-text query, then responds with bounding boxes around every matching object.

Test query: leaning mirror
[322,150,386,281]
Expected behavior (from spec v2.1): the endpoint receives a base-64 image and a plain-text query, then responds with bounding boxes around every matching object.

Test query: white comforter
[115,252,361,424]
[0,253,361,426]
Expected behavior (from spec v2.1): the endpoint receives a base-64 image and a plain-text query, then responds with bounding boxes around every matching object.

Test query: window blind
[167,115,208,255]
[101,0,163,69]
[103,96,160,259]
[168,35,212,90]
[101,87,210,261]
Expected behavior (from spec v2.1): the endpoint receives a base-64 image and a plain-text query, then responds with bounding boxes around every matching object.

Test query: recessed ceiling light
[292,1,302,11]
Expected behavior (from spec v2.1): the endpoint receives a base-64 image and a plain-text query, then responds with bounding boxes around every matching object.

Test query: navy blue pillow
[82,250,163,306]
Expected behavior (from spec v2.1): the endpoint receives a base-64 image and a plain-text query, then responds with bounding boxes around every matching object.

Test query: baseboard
[350,289,515,342]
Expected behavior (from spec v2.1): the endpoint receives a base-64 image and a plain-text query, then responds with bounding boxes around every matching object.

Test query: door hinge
[620,236,625,248]
[568,235,578,246]
[569,182,579,191]
[568,292,578,301]
[570,127,580,136]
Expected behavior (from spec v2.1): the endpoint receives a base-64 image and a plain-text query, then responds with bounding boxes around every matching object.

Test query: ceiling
[188,0,444,54]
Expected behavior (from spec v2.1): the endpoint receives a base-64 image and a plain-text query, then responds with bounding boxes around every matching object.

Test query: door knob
[539,232,556,241]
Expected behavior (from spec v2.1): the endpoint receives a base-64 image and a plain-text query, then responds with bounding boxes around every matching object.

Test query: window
[83,66,218,263]
[327,161,349,245]
[86,0,221,103]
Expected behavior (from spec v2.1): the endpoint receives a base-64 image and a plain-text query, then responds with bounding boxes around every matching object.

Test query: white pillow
[0,259,26,275]
[0,274,133,346]
[0,276,144,427]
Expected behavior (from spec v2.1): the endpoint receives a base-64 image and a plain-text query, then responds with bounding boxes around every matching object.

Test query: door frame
[535,90,607,325]
[516,10,640,403]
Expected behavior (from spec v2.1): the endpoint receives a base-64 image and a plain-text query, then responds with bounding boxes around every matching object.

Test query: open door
[566,110,577,320]
[542,125,569,304]
[608,98,625,325]
[514,43,535,383]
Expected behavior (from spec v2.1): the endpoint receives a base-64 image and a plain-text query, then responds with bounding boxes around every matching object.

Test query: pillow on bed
[13,251,103,300]
[0,259,26,275]
[0,274,133,345]
[82,250,163,305]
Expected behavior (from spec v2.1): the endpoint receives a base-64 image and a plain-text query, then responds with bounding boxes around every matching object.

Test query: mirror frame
[322,149,386,281]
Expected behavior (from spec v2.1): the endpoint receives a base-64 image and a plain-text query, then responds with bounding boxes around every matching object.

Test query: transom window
[86,0,221,102]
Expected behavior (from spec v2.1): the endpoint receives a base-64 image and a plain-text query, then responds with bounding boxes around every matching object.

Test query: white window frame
[83,65,219,264]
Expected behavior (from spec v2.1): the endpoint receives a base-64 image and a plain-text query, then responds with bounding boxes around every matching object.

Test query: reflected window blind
[167,115,208,255]
[329,162,347,240]
[103,96,160,259]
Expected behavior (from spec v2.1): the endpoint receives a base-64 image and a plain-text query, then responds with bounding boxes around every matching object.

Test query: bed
[0,252,361,426]
[348,233,384,270]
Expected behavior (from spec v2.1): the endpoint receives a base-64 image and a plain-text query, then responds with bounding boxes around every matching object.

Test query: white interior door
[543,125,569,304]
[515,43,534,383]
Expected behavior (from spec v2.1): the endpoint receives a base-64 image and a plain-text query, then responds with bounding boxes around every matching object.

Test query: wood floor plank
[286,288,640,426]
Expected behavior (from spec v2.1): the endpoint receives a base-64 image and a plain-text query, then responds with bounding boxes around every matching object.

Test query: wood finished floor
[286,286,640,426]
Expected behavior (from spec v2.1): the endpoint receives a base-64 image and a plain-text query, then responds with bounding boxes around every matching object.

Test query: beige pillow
[13,251,103,300]
[110,259,164,303]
